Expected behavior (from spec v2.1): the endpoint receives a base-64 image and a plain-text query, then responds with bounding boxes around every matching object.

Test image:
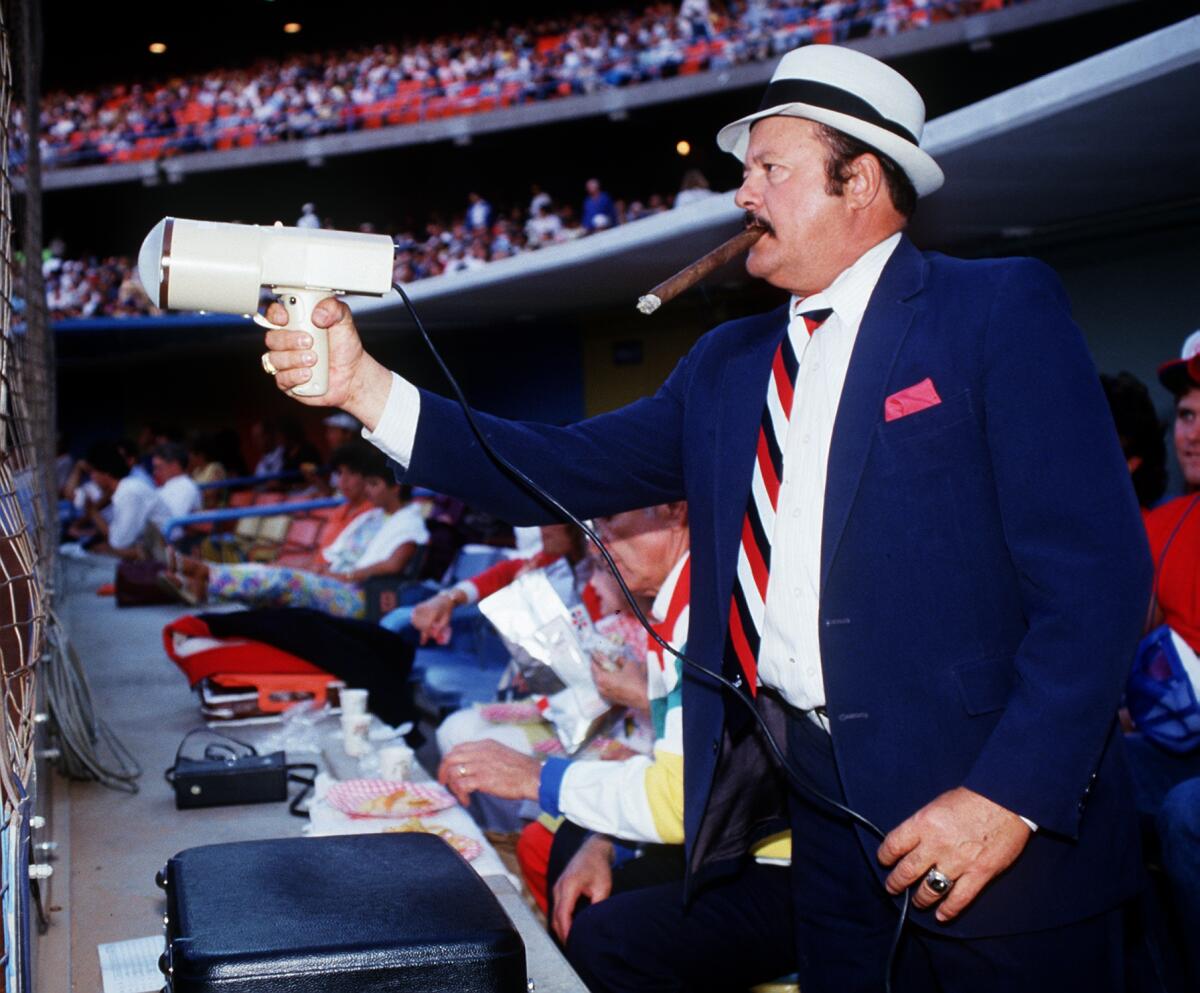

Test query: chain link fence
[0,0,53,988]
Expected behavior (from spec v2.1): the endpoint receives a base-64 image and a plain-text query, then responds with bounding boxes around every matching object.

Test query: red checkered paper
[326,779,456,819]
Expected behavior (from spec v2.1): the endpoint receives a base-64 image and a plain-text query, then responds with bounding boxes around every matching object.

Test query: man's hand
[552,834,615,943]
[590,654,649,711]
[411,593,456,645]
[437,740,541,807]
[877,786,1031,923]
[261,297,393,429]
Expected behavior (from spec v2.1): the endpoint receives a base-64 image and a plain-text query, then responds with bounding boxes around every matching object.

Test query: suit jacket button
[712,739,719,756]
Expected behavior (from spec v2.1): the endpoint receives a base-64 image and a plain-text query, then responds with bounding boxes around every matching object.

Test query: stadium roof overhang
[351,14,1200,332]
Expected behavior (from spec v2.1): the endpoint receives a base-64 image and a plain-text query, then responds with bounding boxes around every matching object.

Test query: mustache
[743,211,774,236]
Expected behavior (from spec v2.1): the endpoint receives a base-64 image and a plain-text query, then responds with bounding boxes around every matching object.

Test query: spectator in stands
[162,448,427,617]
[78,441,158,559]
[1101,372,1168,511]
[188,433,227,487]
[251,419,285,477]
[673,168,717,209]
[323,411,361,455]
[525,201,565,247]
[679,0,714,41]
[34,1,1010,174]
[188,433,228,510]
[148,441,202,535]
[581,177,615,232]
[1119,338,1200,987]
[529,183,553,218]
[1160,331,1200,494]
[466,192,493,232]
[296,202,321,229]
[389,522,586,646]
[439,506,686,850]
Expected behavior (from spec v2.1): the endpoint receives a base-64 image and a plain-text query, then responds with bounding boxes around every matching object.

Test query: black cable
[287,762,318,818]
[392,281,911,989]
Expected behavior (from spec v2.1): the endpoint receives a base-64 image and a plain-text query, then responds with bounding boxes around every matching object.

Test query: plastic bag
[478,564,611,752]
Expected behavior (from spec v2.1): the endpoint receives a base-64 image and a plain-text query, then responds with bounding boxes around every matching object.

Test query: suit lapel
[713,306,790,612]
[820,237,926,588]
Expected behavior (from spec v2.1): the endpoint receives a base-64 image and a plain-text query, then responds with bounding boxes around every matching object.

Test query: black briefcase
[159,833,526,992]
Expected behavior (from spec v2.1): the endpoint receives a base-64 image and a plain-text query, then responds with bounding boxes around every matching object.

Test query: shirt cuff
[453,580,480,605]
[361,372,421,468]
[538,757,571,817]
[1020,816,1038,832]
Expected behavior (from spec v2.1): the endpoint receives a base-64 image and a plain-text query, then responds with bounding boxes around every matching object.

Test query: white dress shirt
[149,473,202,532]
[756,233,900,712]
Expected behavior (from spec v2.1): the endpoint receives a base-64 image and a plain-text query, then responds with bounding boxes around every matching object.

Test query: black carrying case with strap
[159,833,526,992]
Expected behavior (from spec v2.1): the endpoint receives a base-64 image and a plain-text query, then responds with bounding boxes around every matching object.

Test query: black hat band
[756,79,919,146]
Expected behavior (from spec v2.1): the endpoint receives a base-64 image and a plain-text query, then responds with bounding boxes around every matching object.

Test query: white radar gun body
[138,217,395,396]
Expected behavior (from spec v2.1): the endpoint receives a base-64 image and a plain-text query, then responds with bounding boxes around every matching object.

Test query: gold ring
[458,765,468,778]
[261,353,278,376]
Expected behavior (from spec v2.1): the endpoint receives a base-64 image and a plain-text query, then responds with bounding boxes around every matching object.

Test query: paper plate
[326,779,455,819]
[383,819,483,861]
[479,701,543,724]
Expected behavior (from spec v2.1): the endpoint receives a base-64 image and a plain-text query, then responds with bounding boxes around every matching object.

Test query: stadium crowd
[26,0,1016,171]
[43,173,715,321]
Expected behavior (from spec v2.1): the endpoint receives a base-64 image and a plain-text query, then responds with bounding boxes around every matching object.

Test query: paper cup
[378,744,414,781]
[340,713,371,757]
[340,688,369,716]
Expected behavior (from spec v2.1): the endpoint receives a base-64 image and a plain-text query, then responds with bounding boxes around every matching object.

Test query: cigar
[636,224,766,315]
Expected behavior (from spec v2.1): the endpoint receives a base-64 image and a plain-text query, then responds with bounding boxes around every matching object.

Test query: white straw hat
[717,45,944,197]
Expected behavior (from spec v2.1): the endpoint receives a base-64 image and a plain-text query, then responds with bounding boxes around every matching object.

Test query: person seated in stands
[304,441,376,555]
[323,411,361,456]
[74,441,159,559]
[417,493,516,583]
[1124,334,1200,987]
[1101,371,1169,513]
[188,433,229,510]
[148,441,202,530]
[385,522,587,644]
[161,448,427,618]
[439,503,692,867]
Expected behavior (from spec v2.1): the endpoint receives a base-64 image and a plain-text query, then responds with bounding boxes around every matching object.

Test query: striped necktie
[724,308,832,695]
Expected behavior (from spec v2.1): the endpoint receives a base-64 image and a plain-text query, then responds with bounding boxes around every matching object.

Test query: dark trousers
[566,856,796,993]
[784,709,1127,993]
[546,820,687,926]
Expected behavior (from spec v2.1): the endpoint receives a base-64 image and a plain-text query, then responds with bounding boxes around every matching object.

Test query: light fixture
[148,42,167,54]
[675,140,691,157]
[283,22,302,34]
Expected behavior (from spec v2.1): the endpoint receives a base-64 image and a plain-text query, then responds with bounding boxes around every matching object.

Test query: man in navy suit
[263,45,1151,993]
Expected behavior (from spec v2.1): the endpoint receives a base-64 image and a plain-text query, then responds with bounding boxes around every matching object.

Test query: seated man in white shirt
[148,441,202,537]
[79,441,159,560]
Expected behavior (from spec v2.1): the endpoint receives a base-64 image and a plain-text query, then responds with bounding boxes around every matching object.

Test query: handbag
[114,560,175,607]
[1126,493,1200,753]
[1127,625,1200,754]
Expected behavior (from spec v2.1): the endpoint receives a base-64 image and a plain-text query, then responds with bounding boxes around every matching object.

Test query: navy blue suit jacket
[400,236,1152,937]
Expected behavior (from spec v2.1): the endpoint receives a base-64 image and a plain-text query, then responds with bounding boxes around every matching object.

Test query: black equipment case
[158,833,526,992]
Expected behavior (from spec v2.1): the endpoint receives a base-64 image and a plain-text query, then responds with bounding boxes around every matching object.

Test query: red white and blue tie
[724,308,832,695]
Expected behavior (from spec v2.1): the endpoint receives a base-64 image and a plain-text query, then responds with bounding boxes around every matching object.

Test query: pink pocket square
[885,378,942,422]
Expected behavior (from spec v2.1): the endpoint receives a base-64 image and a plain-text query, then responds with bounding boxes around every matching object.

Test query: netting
[0,0,52,987]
